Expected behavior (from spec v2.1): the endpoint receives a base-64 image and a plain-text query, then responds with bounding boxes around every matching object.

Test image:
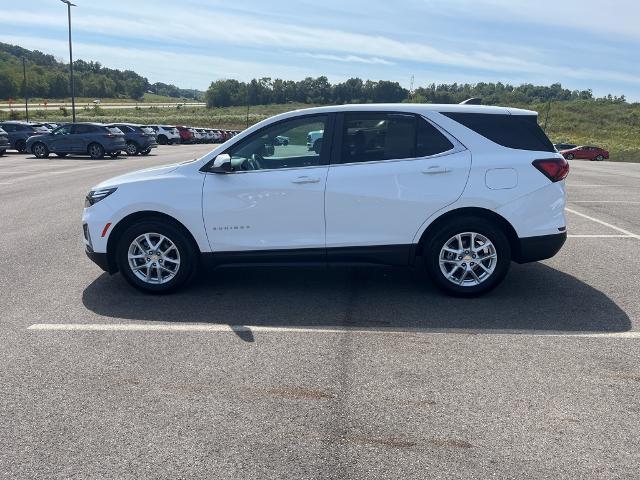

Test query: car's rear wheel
[423,217,511,297]
[88,142,105,159]
[566,153,574,160]
[125,142,139,156]
[595,155,604,161]
[32,142,49,158]
[15,140,27,153]
[116,220,198,294]
[0,149,5,156]
[313,139,322,154]
[157,135,167,145]
[140,148,151,155]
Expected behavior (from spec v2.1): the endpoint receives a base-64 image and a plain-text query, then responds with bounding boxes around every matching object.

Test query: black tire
[566,153,574,160]
[157,134,168,145]
[125,142,139,156]
[595,155,604,161]
[283,139,289,146]
[88,142,105,159]
[140,148,151,155]
[116,219,198,294]
[313,138,322,154]
[423,217,511,297]
[55,153,68,157]
[32,142,50,158]
[0,149,6,156]
[15,140,27,153]
[109,152,119,159]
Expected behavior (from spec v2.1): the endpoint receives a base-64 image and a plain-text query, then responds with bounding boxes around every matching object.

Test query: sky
[2,0,639,100]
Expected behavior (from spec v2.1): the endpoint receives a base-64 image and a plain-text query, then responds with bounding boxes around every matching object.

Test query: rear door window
[74,124,97,134]
[442,112,554,152]
[340,113,454,164]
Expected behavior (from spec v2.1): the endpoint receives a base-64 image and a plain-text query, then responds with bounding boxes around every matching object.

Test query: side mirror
[211,153,232,173]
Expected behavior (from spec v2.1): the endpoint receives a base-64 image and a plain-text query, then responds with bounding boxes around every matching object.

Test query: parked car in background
[82,103,568,296]
[560,145,609,161]
[146,125,180,145]
[554,143,576,151]
[26,123,126,159]
[106,123,158,156]
[0,121,48,152]
[204,129,216,143]
[176,126,194,144]
[0,127,9,155]
[273,135,289,146]
[192,128,205,143]
[307,129,323,153]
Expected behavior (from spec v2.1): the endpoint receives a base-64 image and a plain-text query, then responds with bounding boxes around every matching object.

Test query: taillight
[532,158,569,182]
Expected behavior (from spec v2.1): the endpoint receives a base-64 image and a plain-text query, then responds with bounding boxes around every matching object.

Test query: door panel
[202,113,333,253]
[325,150,472,250]
[202,167,328,252]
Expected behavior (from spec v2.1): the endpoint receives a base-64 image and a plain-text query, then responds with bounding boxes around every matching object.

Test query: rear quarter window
[442,112,554,152]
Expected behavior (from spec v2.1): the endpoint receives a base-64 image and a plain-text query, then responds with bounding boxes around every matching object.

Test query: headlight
[85,187,117,207]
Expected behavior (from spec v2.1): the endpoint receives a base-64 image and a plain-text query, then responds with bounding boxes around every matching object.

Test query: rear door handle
[422,166,451,175]
[291,176,321,184]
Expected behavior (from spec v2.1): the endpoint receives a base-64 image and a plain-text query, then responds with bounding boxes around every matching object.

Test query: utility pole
[22,57,29,122]
[61,0,77,122]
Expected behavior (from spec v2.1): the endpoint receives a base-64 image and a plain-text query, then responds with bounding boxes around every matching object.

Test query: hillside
[0,42,203,101]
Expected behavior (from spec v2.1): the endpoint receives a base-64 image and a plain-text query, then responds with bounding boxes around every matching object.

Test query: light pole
[23,57,29,122]
[60,0,77,122]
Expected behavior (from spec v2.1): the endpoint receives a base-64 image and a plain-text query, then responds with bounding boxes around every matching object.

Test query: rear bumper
[513,231,567,264]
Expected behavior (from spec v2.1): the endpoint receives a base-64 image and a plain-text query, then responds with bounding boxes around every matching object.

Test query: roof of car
[285,103,538,116]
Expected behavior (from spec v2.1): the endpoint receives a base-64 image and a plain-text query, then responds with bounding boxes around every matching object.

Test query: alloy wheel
[127,233,181,285]
[438,232,497,287]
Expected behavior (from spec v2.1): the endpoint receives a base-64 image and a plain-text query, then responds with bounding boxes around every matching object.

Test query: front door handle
[291,176,321,184]
[422,166,451,175]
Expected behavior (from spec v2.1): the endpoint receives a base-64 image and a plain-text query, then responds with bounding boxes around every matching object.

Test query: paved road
[1,149,639,479]
[0,102,206,112]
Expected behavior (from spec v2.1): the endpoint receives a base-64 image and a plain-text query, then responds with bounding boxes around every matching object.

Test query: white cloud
[300,53,394,65]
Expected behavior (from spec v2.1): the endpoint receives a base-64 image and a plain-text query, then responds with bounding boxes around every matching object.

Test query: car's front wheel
[140,148,151,155]
[15,140,27,153]
[32,142,49,158]
[116,220,198,294]
[566,153,574,160]
[595,155,604,161]
[423,217,511,297]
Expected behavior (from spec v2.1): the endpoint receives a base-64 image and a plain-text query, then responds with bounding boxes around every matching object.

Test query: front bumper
[85,247,112,272]
[513,231,567,264]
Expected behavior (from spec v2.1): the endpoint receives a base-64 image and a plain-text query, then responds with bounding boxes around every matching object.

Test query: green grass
[3,100,639,162]
[7,93,196,105]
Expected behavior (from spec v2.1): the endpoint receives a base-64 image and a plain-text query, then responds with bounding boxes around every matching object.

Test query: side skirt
[202,244,413,268]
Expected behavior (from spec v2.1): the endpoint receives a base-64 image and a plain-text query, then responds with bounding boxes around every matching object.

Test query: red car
[561,145,609,161]
[176,126,194,144]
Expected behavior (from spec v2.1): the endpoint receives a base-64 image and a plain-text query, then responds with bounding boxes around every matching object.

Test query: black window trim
[200,112,336,174]
[331,111,465,166]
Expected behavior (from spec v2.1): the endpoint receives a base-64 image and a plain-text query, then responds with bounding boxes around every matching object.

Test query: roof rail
[459,98,482,105]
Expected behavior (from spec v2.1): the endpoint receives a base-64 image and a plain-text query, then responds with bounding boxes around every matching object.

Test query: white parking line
[570,201,640,204]
[26,323,640,338]
[566,184,624,187]
[568,234,633,238]
[566,207,640,240]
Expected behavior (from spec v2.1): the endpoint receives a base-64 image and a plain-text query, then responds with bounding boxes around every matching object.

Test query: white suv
[82,104,568,296]
[144,125,180,145]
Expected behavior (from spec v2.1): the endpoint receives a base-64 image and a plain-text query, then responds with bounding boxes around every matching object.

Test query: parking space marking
[570,201,640,204]
[566,207,640,240]
[27,323,640,338]
[566,184,625,187]
[567,234,634,238]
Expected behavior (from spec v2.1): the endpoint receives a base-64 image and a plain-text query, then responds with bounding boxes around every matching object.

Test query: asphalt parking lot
[1,146,639,479]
